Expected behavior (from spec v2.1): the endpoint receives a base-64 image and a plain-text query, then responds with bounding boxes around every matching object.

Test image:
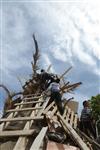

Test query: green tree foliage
[90,94,100,121]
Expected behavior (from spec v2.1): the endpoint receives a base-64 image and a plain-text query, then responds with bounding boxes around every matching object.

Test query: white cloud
[42,53,55,72]
[51,47,67,62]
[1,1,100,112]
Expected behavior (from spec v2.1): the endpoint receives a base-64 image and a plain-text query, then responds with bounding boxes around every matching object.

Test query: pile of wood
[0,35,100,150]
[0,94,87,150]
[0,93,100,150]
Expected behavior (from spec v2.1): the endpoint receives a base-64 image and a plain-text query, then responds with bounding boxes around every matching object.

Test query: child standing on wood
[80,100,96,138]
[40,69,55,90]
[47,78,64,115]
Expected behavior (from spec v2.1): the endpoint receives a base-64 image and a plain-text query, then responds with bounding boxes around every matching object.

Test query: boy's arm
[43,83,52,96]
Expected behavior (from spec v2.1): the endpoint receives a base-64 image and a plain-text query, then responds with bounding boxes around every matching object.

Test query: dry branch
[31,34,40,74]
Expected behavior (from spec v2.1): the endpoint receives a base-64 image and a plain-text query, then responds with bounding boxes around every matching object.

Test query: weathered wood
[23,95,42,100]
[60,66,72,79]
[13,137,27,150]
[13,97,49,150]
[47,64,52,72]
[49,106,57,118]
[6,107,42,113]
[0,100,25,131]
[23,93,41,97]
[73,114,78,129]
[0,116,44,122]
[14,100,44,106]
[37,97,50,116]
[0,129,35,137]
[77,129,100,149]
[66,107,71,123]
[63,105,68,118]
[43,101,55,114]
[69,111,74,126]
[30,126,48,150]
[58,114,90,150]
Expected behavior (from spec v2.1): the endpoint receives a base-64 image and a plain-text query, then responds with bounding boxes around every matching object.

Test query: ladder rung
[14,100,44,106]
[6,107,42,113]
[0,129,35,137]
[23,95,42,100]
[0,116,44,122]
[23,93,41,97]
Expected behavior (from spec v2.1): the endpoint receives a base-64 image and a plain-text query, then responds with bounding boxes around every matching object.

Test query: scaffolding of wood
[0,35,99,150]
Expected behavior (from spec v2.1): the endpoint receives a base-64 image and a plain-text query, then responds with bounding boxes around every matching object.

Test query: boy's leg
[55,92,64,115]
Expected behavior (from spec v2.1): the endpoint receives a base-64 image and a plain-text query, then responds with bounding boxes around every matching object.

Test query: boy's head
[55,78,60,83]
[83,100,89,107]
[41,69,45,73]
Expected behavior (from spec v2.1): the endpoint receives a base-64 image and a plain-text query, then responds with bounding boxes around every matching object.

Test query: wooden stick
[60,66,72,79]
[57,114,90,150]
[76,129,100,149]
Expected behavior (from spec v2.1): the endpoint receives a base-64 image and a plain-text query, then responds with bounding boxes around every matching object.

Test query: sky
[0,0,100,116]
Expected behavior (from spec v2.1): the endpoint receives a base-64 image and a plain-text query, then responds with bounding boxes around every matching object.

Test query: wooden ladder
[0,94,50,150]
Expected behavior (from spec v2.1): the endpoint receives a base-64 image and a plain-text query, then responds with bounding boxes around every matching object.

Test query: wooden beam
[57,114,90,150]
[66,107,71,123]
[23,93,41,97]
[0,129,35,137]
[14,100,44,106]
[60,66,72,79]
[0,116,44,122]
[0,101,25,131]
[73,114,78,129]
[23,95,42,100]
[30,127,48,150]
[43,101,55,114]
[47,64,52,72]
[76,129,100,149]
[69,111,74,126]
[6,107,42,113]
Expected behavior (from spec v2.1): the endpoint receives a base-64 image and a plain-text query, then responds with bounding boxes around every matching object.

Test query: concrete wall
[67,101,79,113]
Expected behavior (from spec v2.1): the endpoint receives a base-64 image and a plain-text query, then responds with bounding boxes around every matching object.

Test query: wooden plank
[14,100,44,106]
[57,114,90,150]
[60,66,72,79]
[23,95,42,100]
[73,114,78,129]
[49,106,57,118]
[0,116,44,122]
[46,64,52,72]
[6,107,42,113]
[77,129,100,149]
[37,97,50,116]
[12,137,27,150]
[0,100,25,131]
[23,93,41,97]
[30,127,48,150]
[66,107,71,123]
[43,101,55,114]
[63,105,68,118]
[69,111,74,126]
[0,129,35,137]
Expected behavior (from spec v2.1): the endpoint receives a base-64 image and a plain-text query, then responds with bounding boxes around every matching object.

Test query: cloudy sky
[0,0,100,115]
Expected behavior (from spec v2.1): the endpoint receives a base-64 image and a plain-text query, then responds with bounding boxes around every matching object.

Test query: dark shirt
[81,107,91,121]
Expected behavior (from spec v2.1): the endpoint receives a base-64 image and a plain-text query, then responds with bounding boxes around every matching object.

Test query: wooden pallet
[43,101,78,129]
